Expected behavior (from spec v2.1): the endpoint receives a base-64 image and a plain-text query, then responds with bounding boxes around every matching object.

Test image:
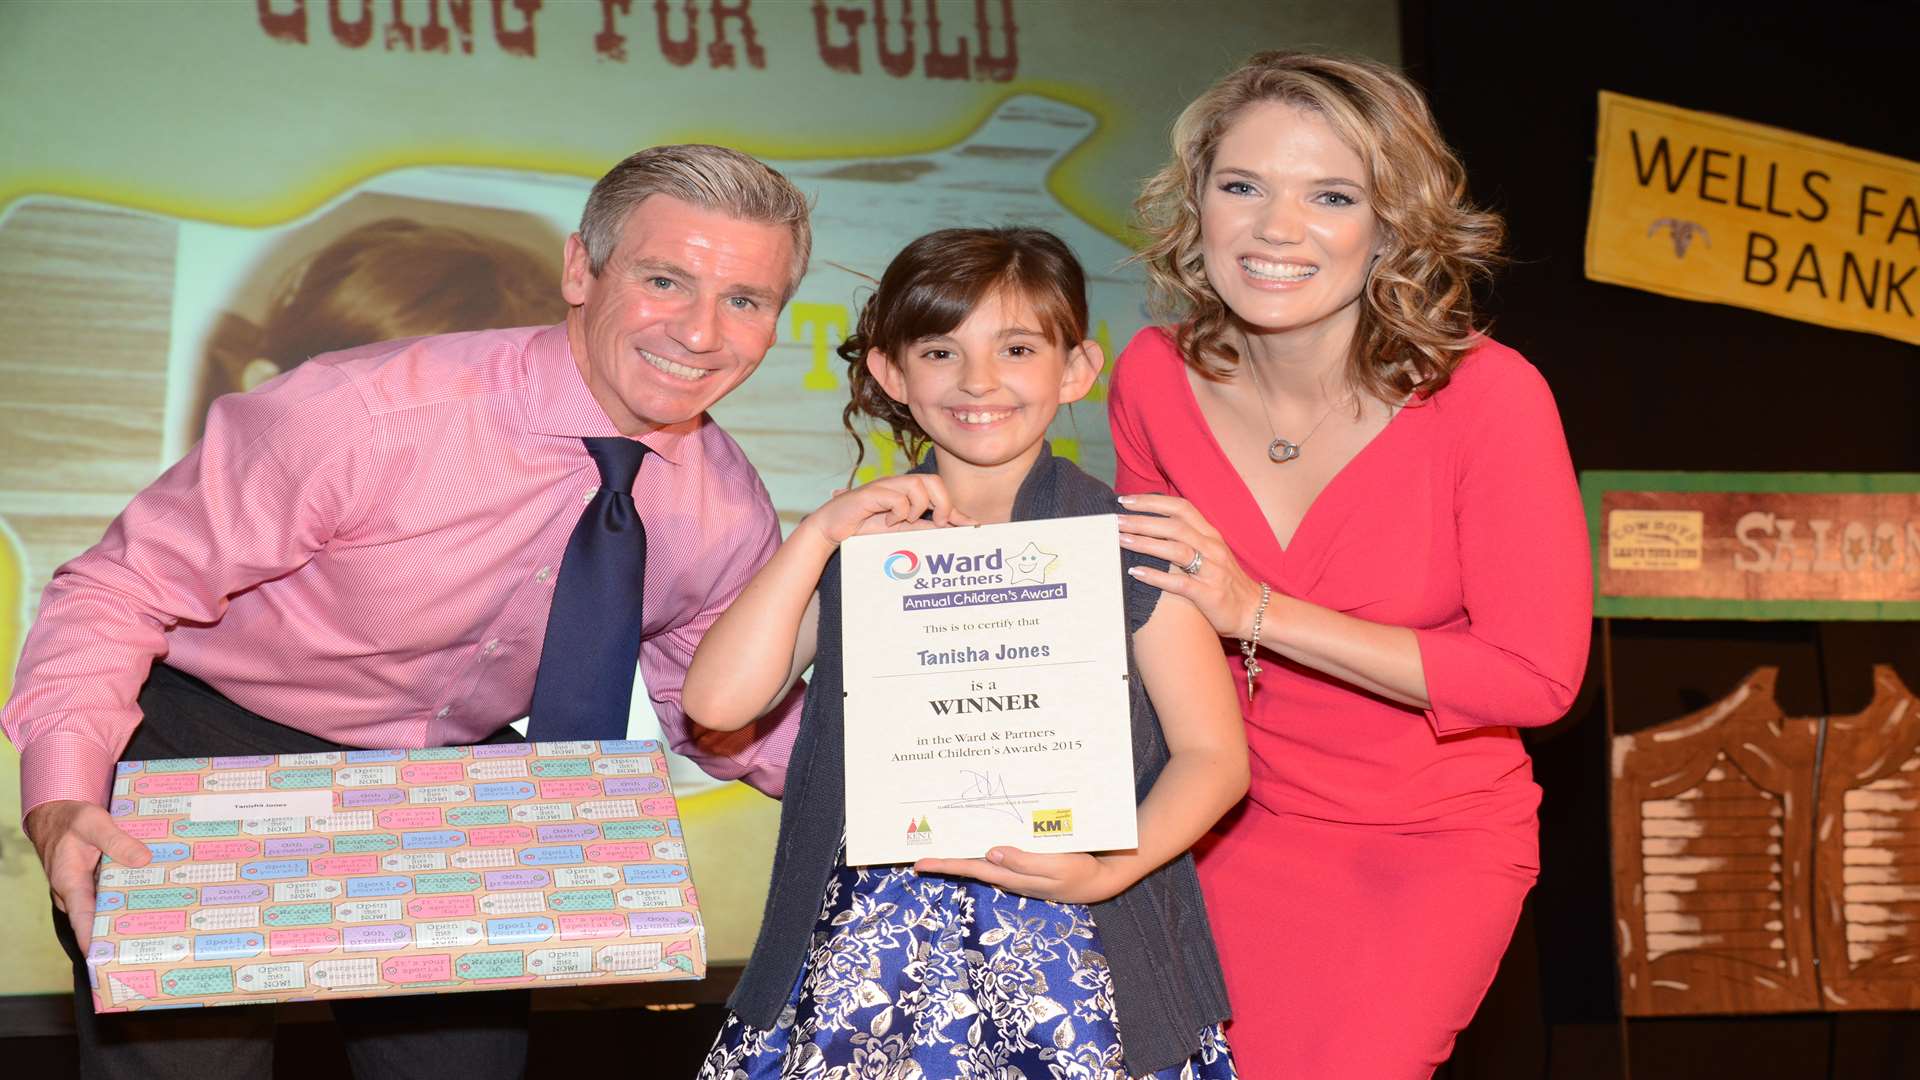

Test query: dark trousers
[56,663,530,1080]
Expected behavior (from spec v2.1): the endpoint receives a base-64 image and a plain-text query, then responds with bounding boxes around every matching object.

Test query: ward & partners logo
[879,541,1061,586]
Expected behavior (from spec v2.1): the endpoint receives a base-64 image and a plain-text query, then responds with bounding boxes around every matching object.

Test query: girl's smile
[945,406,1019,427]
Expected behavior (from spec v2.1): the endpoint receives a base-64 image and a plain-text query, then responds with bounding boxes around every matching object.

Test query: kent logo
[922,549,1004,575]
[1032,809,1073,836]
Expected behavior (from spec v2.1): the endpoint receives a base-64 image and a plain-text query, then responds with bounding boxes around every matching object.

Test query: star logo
[1007,542,1058,585]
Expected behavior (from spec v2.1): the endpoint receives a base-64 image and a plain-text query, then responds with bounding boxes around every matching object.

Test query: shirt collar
[524,322,695,465]
[908,441,1061,523]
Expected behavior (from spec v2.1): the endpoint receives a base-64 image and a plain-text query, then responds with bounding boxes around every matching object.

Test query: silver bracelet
[1240,582,1272,702]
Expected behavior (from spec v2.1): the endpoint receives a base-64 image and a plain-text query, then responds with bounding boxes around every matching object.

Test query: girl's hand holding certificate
[800,473,975,545]
[915,846,1124,905]
[683,473,973,732]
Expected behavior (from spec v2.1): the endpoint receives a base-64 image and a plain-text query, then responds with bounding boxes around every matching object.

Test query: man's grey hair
[578,144,812,303]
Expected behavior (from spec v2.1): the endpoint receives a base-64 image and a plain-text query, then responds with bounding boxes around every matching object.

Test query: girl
[686,227,1247,1080]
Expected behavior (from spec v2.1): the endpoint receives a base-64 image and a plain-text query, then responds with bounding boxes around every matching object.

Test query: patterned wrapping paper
[87,739,705,1011]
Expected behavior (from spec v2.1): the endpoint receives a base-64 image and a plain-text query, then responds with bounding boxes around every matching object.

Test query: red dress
[1108,328,1592,1079]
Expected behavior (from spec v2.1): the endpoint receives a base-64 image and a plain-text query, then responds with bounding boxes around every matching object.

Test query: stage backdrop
[0,1,1396,995]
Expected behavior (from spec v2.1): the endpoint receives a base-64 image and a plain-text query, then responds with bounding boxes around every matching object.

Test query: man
[2,144,809,1078]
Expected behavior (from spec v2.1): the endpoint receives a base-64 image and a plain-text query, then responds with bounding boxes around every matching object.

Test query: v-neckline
[1174,359,1409,565]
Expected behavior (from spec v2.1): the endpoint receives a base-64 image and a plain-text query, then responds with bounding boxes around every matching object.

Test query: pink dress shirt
[3,324,799,815]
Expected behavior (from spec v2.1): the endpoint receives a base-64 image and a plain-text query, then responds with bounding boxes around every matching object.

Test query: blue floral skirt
[702,863,1236,1080]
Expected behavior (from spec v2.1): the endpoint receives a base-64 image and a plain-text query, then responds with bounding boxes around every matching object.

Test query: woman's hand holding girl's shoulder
[800,473,976,547]
[1116,492,1264,640]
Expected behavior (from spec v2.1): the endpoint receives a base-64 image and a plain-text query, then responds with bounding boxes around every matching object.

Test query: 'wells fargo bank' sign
[1586,92,1920,345]
[1582,472,1920,620]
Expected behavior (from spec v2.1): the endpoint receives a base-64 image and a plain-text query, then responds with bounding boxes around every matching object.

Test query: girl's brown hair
[840,227,1089,473]
[197,218,564,434]
[1134,50,1505,402]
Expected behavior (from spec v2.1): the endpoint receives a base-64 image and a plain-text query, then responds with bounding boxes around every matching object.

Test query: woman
[1107,51,1591,1078]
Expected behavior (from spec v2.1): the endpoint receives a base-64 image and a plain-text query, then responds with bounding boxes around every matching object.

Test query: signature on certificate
[952,769,1024,823]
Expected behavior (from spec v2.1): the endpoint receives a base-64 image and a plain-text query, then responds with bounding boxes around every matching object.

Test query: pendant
[1267,437,1300,464]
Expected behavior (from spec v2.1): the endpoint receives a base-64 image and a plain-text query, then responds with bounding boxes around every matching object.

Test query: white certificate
[841,514,1137,865]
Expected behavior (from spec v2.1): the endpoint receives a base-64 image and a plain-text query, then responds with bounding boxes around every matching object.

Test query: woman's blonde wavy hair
[1134,50,1504,401]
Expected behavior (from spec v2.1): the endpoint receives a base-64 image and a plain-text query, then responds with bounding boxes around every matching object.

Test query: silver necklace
[1242,357,1346,464]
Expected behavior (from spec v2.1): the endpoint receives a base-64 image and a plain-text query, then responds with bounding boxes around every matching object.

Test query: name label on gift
[188,791,334,824]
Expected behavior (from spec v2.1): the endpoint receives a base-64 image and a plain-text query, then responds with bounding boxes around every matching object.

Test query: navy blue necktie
[527,437,649,742]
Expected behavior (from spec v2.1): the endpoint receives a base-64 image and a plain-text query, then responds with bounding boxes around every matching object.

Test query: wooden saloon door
[1612,665,1920,1014]
[1610,668,1822,1014]
[1812,666,1920,1010]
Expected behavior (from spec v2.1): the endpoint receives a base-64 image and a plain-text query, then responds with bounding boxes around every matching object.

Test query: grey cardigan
[728,447,1232,1075]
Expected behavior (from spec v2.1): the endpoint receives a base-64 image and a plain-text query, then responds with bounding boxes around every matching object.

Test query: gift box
[86,739,704,1011]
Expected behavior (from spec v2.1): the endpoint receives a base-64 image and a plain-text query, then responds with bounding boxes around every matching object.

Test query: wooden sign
[1582,471,1920,620]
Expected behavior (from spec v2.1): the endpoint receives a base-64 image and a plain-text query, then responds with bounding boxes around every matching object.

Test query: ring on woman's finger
[1181,550,1205,575]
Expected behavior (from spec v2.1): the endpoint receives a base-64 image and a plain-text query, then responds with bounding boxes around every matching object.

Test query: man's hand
[23,799,151,952]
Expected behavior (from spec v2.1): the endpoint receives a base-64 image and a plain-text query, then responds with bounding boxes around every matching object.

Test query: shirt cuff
[20,730,120,817]
[1414,628,1484,738]
[675,731,789,799]
[673,682,802,799]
